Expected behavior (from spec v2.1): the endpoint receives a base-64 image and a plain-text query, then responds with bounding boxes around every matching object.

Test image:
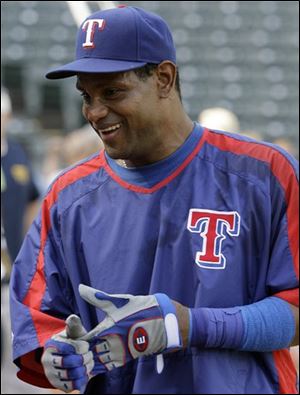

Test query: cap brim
[45,58,148,79]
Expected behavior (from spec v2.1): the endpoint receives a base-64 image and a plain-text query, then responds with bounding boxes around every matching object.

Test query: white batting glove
[41,315,94,393]
[78,284,182,375]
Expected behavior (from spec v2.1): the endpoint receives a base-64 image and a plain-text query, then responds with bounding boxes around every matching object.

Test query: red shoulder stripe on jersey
[22,154,102,345]
[273,349,298,394]
[101,135,206,194]
[204,129,299,281]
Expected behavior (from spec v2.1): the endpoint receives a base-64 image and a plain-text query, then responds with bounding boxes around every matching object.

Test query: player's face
[77,70,166,166]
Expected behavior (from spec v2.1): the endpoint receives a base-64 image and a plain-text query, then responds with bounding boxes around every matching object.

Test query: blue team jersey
[10,124,299,394]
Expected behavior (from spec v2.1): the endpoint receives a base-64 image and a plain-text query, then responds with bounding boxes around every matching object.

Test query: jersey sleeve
[9,189,75,388]
[266,150,299,306]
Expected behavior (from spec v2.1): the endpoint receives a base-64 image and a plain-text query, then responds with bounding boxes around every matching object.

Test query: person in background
[1,165,10,363]
[1,87,41,267]
[198,108,265,142]
[1,88,46,395]
[42,124,103,185]
[198,106,241,133]
[64,124,104,167]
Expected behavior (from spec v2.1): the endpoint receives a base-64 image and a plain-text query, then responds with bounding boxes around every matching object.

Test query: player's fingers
[66,314,87,338]
[55,365,89,380]
[98,352,112,364]
[43,350,93,369]
[45,339,89,355]
[62,351,94,368]
[95,339,109,353]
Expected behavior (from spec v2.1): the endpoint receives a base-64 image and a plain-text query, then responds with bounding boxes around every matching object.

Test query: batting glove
[78,284,182,374]
[41,314,94,393]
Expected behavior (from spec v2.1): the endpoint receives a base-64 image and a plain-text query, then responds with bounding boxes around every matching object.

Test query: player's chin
[103,145,129,160]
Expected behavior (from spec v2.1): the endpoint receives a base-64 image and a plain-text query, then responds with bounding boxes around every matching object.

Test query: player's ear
[156,61,177,99]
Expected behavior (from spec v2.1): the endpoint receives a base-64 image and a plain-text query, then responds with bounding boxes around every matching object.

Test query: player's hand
[41,315,94,393]
[78,284,182,373]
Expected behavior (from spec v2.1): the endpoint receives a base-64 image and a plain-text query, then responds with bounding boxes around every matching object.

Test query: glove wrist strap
[154,293,182,349]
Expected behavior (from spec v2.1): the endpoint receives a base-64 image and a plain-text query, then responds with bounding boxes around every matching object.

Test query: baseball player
[10,6,298,394]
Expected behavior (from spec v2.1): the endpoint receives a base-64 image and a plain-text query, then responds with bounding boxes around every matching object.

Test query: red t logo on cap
[82,19,106,48]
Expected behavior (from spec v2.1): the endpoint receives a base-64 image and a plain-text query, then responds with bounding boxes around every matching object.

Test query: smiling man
[75,65,191,167]
[10,5,299,395]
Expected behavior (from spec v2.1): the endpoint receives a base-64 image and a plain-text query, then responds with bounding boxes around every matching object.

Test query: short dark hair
[134,63,182,101]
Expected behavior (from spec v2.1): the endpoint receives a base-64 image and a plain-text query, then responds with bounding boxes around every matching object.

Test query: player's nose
[84,101,109,124]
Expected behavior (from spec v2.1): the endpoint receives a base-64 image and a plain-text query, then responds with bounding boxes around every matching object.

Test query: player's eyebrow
[76,80,123,93]
[76,72,129,91]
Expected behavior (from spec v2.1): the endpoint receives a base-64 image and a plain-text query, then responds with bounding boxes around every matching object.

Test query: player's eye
[104,88,122,99]
[80,91,91,104]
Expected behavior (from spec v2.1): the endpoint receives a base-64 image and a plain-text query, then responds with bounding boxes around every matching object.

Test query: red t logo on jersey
[187,209,240,269]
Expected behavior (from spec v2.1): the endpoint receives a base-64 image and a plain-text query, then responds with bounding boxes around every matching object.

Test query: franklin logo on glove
[133,327,149,352]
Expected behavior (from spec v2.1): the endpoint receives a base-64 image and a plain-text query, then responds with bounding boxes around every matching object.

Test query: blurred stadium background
[1,1,299,174]
[1,1,299,394]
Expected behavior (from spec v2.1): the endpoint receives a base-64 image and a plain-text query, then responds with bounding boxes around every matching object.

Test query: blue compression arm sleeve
[189,297,296,351]
[240,296,295,351]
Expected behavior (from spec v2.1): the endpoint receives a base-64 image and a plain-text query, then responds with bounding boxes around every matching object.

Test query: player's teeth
[101,123,121,132]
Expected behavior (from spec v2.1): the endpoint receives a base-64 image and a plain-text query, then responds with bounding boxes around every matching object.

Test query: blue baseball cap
[46,6,176,79]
